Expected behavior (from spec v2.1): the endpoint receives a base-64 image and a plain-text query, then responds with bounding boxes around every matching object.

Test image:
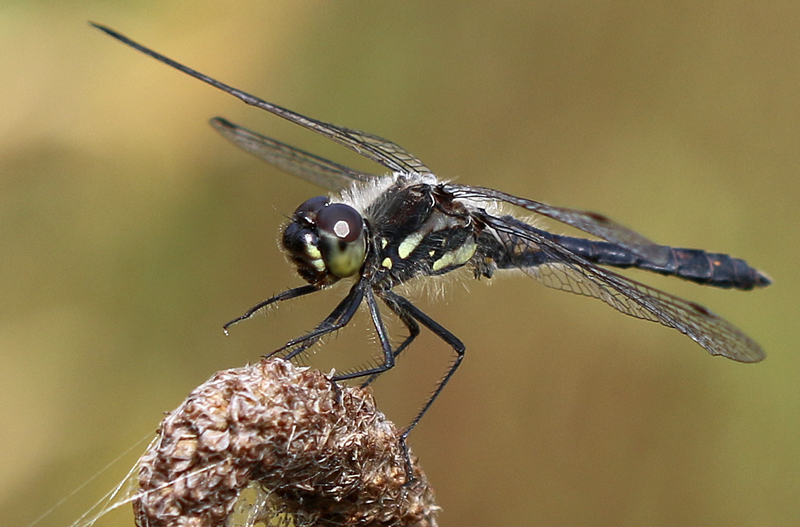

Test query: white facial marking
[306,245,322,260]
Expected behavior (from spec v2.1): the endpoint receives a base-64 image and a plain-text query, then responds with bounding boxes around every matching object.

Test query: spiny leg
[223,284,319,334]
[271,289,353,360]
[276,281,365,360]
[332,287,396,381]
[382,291,465,479]
[359,297,421,389]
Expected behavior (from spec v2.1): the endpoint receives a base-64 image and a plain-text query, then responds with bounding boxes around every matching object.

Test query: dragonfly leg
[274,281,365,360]
[381,290,465,483]
[331,287,397,381]
[223,284,319,334]
[359,298,421,389]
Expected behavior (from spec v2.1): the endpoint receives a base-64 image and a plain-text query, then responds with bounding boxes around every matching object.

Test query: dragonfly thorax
[282,196,367,286]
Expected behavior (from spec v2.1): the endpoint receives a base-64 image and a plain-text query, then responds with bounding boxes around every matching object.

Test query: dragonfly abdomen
[549,233,771,291]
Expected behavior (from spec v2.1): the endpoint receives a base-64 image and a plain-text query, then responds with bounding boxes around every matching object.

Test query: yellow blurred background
[2,2,797,526]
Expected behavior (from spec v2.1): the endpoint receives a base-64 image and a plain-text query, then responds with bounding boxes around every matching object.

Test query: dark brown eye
[315,203,367,278]
[317,203,363,242]
[293,196,330,221]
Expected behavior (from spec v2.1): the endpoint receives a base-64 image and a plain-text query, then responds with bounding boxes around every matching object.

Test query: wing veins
[450,184,671,265]
[210,117,374,191]
[91,23,432,178]
[480,214,765,363]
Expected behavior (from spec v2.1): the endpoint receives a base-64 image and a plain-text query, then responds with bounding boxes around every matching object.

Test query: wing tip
[209,116,233,130]
[714,347,766,363]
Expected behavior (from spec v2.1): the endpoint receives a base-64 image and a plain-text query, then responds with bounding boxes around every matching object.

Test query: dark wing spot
[688,301,712,317]
[586,211,611,224]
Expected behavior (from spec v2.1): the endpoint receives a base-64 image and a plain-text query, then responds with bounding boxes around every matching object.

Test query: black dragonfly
[94,23,771,450]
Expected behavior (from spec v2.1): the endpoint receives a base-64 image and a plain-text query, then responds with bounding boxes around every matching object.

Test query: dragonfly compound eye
[293,195,330,223]
[316,203,367,278]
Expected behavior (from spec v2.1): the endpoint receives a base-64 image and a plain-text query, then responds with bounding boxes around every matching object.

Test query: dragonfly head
[283,196,367,285]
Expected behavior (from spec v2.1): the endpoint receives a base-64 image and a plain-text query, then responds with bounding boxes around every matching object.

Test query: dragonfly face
[283,196,367,286]
[93,24,771,447]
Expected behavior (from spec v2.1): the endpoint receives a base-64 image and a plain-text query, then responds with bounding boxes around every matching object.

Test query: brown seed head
[134,358,438,527]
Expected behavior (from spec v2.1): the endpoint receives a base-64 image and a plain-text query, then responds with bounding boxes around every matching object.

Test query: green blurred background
[2,2,797,526]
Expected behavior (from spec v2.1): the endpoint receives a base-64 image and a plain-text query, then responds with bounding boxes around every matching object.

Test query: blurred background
[2,2,797,526]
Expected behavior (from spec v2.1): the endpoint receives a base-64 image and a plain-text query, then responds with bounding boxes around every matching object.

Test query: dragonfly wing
[335,126,434,176]
[450,184,671,266]
[216,103,434,175]
[211,118,374,191]
[91,23,433,177]
[478,213,765,363]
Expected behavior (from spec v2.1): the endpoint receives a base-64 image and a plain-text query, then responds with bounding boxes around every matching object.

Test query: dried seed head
[134,358,439,527]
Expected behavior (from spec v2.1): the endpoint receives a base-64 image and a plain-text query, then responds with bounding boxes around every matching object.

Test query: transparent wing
[210,117,374,191]
[315,124,433,176]
[449,184,671,266]
[91,23,433,176]
[478,213,765,362]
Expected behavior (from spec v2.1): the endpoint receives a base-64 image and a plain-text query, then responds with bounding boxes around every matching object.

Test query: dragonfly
[93,23,771,450]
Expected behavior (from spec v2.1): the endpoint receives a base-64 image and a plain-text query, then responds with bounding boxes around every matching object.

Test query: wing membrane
[450,184,671,265]
[210,117,374,191]
[479,213,765,363]
[91,23,432,177]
